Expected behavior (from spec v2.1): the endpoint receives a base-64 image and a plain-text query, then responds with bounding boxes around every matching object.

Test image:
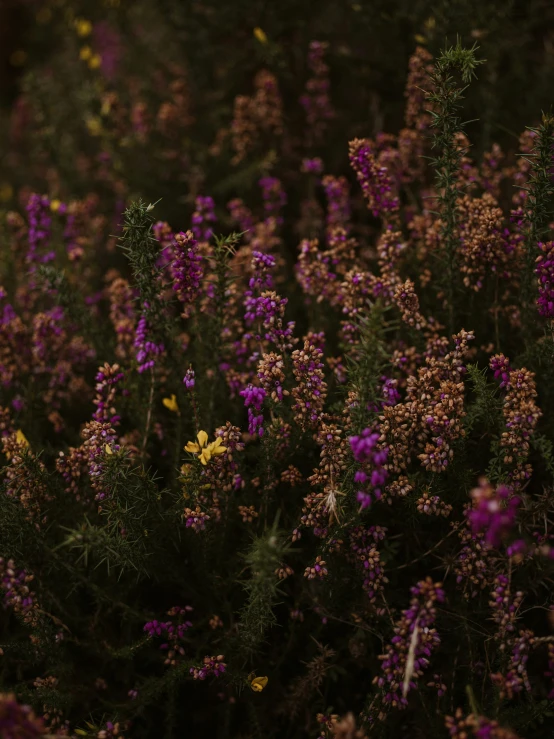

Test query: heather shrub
[0,4,554,739]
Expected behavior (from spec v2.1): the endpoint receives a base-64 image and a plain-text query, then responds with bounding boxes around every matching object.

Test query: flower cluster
[26,193,53,266]
[493,360,541,484]
[535,240,554,317]
[349,429,388,509]
[189,655,227,680]
[300,41,334,146]
[467,479,520,548]
[240,384,266,436]
[191,196,216,242]
[92,363,124,425]
[373,578,444,713]
[0,558,40,627]
[171,231,204,317]
[348,138,399,218]
[0,693,46,738]
[134,309,165,374]
[144,606,193,665]
[291,340,327,428]
[349,525,388,602]
[259,177,287,225]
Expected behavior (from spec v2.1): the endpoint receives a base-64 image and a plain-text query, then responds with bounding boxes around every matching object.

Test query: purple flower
[134,309,165,374]
[350,428,388,509]
[192,196,216,241]
[322,175,351,236]
[467,479,520,548]
[490,354,511,389]
[240,384,266,436]
[349,428,380,462]
[172,231,204,317]
[190,655,226,680]
[259,177,286,225]
[26,193,54,266]
[376,578,444,710]
[301,157,323,174]
[183,367,195,389]
[0,692,45,737]
[349,138,399,218]
[535,241,554,317]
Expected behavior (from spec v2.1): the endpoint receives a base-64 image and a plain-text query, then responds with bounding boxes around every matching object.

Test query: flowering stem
[521,114,554,338]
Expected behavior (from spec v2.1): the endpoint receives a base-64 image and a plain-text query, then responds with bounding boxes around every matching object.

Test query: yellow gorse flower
[86,117,102,136]
[16,430,29,448]
[250,676,268,692]
[162,394,180,413]
[253,27,268,44]
[50,199,62,212]
[75,19,93,37]
[104,444,114,455]
[79,46,92,61]
[88,54,102,70]
[184,431,227,466]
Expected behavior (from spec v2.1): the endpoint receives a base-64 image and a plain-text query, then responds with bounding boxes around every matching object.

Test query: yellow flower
[75,19,92,37]
[50,199,61,212]
[162,394,180,413]
[104,444,113,455]
[79,46,92,61]
[86,117,102,136]
[88,54,102,70]
[184,431,227,466]
[250,676,268,692]
[414,34,427,44]
[16,430,29,448]
[253,27,268,44]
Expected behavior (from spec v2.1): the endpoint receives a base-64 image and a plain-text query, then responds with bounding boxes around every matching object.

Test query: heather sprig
[520,114,554,332]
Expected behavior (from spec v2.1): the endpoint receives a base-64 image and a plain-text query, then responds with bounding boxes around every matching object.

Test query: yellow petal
[76,19,92,37]
[197,430,209,448]
[50,199,61,212]
[250,676,268,692]
[254,27,268,44]
[80,46,92,61]
[162,394,179,413]
[208,439,227,456]
[184,442,200,453]
[86,117,102,136]
[199,448,212,465]
[88,54,102,70]
[104,444,113,455]
[15,430,29,448]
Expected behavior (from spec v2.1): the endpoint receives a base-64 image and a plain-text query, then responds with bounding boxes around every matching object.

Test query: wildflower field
[2,1,554,737]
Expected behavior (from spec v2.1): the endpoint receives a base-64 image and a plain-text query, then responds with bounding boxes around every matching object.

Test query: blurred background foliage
[2,0,554,229]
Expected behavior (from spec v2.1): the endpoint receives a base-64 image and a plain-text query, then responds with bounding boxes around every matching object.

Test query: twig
[393,522,462,570]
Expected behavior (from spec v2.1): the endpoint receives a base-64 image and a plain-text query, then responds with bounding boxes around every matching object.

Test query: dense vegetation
[1,2,554,738]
